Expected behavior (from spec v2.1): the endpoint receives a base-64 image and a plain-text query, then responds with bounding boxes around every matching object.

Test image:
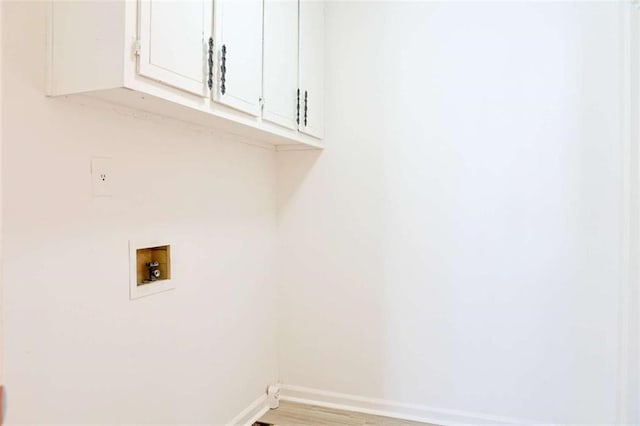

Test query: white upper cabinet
[138,0,212,96]
[213,0,264,116]
[263,0,299,130]
[299,0,324,138]
[46,0,324,149]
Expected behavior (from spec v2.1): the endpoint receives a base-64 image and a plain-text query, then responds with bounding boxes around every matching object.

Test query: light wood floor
[256,401,435,426]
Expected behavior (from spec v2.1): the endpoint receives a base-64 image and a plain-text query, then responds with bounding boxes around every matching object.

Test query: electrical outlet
[91,157,113,197]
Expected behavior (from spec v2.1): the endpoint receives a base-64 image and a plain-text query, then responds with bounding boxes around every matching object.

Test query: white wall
[1,1,633,424]
[278,2,627,423]
[624,7,639,423]
[2,1,278,423]
[0,0,4,413]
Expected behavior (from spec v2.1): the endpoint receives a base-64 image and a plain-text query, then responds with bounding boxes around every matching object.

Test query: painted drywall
[278,2,627,423]
[0,0,4,416]
[631,8,640,422]
[624,7,639,423]
[2,1,277,423]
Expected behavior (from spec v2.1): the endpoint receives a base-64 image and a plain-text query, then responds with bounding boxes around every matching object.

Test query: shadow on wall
[277,150,322,209]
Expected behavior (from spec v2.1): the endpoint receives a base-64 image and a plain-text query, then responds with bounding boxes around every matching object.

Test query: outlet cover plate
[91,157,113,197]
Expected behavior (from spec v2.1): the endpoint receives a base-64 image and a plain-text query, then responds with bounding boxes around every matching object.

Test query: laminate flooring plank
[257,401,436,426]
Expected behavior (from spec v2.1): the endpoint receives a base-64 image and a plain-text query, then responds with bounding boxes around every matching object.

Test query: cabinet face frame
[137,0,211,97]
[211,0,264,117]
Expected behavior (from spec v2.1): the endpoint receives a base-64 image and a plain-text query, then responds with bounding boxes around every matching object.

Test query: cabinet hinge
[132,39,141,57]
[259,97,265,109]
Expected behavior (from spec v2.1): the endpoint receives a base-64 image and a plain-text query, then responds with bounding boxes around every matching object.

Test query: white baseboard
[279,384,544,426]
[227,394,270,426]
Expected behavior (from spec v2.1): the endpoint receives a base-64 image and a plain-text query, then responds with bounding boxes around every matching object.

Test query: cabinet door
[213,0,263,116]
[263,0,298,130]
[138,0,211,96]
[299,0,324,138]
